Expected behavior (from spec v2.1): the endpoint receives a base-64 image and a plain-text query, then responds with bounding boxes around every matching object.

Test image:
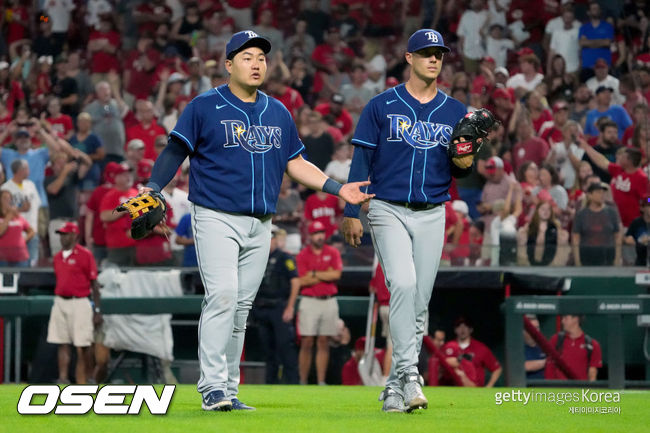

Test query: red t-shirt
[512,137,550,173]
[544,333,602,380]
[341,351,385,385]
[369,262,390,306]
[622,124,635,148]
[47,114,74,138]
[124,49,160,100]
[439,340,480,386]
[0,215,29,262]
[304,193,341,238]
[608,164,648,227]
[314,103,354,136]
[273,87,304,119]
[296,244,342,297]
[540,124,563,146]
[86,184,112,246]
[135,4,172,35]
[6,6,28,44]
[135,204,173,264]
[126,121,167,160]
[53,244,98,298]
[532,110,553,135]
[442,339,501,386]
[88,30,121,74]
[99,187,138,248]
[0,114,12,145]
[311,43,356,68]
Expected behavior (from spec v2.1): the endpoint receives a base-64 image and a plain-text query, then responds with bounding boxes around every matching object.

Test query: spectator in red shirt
[512,116,550,173]
[369,262,391,377]
[87,17,121,82]
[544,314,602,381]
[46,221,102,384]
[133,0,172,36]
[341,336,384,385]
[304,190,342,239]
[314,93,354,140]
[85,162,119,265]
[123,36,160,101]
[46,97,74,141]
[296,221,343,385]
[540,100,569,148]
[99,163,138,266]
[311,26,355,73]
[442,316,502,387]
[0,189,34,267]
[126,100,166,160]
[264,70,305,120]
[580,142,647,227]
[4,0,29,46]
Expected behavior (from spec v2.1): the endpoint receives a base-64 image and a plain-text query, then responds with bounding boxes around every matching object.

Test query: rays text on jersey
[221,120,283,153]
[386,114,453,150]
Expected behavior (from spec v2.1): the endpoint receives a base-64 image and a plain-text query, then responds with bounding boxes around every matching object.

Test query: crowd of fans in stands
[1,0,650,268]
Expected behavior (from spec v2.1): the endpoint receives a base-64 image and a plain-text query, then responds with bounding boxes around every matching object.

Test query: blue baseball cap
[407,29,450,54]
[226,30,271,60]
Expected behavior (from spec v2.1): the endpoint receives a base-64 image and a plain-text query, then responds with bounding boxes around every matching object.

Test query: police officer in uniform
[251,225,300,384]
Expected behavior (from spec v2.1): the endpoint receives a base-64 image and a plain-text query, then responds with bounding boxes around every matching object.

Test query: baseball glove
[115,191,167,240]
[448,108,499,158]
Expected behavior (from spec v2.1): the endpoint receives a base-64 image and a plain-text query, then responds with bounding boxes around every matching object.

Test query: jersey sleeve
[295,250,308,277]
[331,247,343,271]
[87,251,98,281]
[285,115,305,160]
[481,344,501,372]
[351,99,380,149]
[170,100,201,152]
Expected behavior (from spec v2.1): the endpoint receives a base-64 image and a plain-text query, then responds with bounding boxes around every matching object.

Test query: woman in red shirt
[0,190,34,267]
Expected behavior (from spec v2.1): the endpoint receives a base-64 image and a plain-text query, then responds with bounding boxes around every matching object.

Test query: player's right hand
[342,217,363,248]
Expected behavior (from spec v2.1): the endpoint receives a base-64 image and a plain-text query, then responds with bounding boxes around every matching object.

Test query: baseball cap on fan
[226,30,271,60]
[308,221,327,234]
[485,156,504,173]
[56,221,80,235]
[407,29,450,53]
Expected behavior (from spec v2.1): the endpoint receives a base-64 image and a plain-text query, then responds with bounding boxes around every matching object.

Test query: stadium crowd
[0,0,650,269]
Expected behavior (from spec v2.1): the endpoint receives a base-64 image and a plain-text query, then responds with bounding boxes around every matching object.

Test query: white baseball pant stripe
[192,204,272,399]
[368,199,445,393]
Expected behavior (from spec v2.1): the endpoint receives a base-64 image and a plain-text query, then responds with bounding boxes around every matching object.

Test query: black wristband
[322,178,342,196]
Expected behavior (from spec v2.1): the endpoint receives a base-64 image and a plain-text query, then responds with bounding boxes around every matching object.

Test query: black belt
[306,295,334,300]
[58,295,88,300]
[251,214,273,222]
[382,200,442,211]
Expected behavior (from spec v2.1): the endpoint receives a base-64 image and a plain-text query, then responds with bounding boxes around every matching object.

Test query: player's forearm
[147,137,189,191]
[525,359,546,372]
[286,155,337,193]
[344,146,372,218]
[485,367,502,387]
[91,280,101,310]
[588,367,598,381]
[315,269,342,282]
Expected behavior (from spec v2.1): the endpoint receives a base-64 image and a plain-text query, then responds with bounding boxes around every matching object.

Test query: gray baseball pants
[367,199,445,393]
[192,204,272,399]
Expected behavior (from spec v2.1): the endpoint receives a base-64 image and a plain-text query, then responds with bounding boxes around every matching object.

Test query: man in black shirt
[250,226,300,384]
[52,57,80,117]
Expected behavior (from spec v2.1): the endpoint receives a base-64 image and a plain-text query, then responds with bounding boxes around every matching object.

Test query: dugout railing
[504,295,650,389]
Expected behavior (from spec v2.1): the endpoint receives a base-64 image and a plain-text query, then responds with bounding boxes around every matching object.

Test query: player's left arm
[286,154,374,205]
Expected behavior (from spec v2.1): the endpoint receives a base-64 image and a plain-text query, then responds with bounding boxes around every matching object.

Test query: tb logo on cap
[244,31,259,39]
[426,31,439,43]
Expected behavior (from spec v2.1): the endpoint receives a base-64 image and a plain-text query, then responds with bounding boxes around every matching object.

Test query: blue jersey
[351,84,466,203]
[170,84,305,215]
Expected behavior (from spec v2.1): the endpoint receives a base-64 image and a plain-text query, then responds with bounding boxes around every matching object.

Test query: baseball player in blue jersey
[342,29,481,413]
[141,31,373,412]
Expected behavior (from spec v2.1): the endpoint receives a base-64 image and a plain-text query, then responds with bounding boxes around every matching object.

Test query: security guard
[251,225,300,384]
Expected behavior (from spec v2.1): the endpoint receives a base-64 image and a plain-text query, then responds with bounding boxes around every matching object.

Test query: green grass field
[1,385,648,433]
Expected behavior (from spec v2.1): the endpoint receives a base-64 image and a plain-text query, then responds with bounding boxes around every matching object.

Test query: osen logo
[17,384,175,415]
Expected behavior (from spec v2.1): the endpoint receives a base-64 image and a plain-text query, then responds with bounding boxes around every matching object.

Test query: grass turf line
[0,385,648,433]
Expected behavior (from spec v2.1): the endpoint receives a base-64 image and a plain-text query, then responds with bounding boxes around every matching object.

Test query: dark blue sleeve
[170,100,200,152]
[285,111,305,160]
[147,136,189,192]
[87,134,102,153]
[343,145,373,218]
